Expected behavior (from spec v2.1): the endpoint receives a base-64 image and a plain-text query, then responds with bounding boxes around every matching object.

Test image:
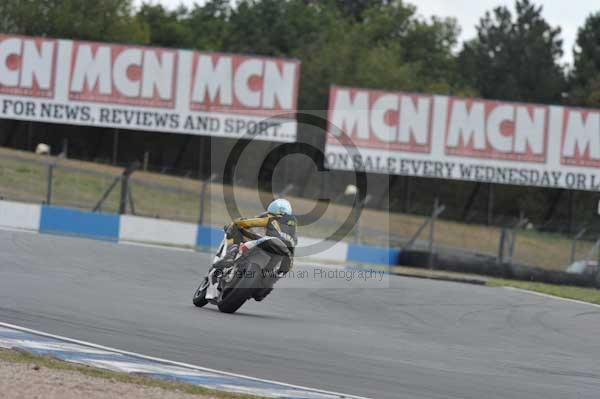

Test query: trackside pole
[119,164,138,215]
[498,228,507,265]
[428,198,446,269]
[46,162,54,205]
[198,173,217,226]
[570,227,588,264]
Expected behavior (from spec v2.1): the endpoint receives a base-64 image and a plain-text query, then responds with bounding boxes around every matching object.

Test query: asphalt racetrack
[1,230,599,399]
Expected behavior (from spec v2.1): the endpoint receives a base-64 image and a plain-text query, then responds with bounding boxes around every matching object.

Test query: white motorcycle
[193,228,293,314]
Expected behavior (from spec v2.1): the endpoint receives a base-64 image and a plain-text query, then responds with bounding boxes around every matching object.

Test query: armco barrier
[39,206,120,242]
[0,200,403,266]
[0,201,41,231]
[295,237,349,264]
[347,244,401,265]
[120,215,197,247]
[196,225,225,249]
[194,230,356,264]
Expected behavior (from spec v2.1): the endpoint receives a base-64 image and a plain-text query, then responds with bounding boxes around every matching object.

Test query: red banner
[326,86,600,191]
[0,34,300,142]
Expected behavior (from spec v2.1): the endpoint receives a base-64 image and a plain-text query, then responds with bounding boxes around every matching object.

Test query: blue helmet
[268,199,293,216]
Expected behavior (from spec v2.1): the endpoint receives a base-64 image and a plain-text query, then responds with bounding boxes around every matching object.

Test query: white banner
[0,35,300,142]
[325,86,600,191]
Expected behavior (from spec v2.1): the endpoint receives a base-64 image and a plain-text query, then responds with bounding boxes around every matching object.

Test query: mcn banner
[0,34,300,142]
[326,86,600,192]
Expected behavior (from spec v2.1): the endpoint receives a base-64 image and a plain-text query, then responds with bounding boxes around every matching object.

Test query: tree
[137,4,192,48]
[185,0,231,51]
[0,0,149,44]
[222,0,333,56]
[359,3,466,93]
[458,0,565,103]
[569,12,600,106]
[333,0,389,22]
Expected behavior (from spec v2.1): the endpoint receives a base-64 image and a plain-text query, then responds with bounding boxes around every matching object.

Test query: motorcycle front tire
[193,277,209,307]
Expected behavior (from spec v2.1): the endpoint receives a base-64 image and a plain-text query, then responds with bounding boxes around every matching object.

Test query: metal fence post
[143,151,150,171]
[571,228,588,264]
[505,216,529,265]
[595,239,600,288]
[46,163,54,205]
[127,188,136,215]
[497,228,507,264]
[119,175,128,215]
[352,193,372,245]
[354,201,361,244]
[508,230,516,263]
[428,198,439,269]
[198,173,217,226]
[119,164,137,215]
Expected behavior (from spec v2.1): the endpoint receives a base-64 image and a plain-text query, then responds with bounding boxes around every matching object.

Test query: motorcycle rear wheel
[217,263,261,314]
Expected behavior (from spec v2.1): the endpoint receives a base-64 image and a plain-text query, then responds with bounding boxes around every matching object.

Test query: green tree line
[3,0,600,108]
[2,0,600,233]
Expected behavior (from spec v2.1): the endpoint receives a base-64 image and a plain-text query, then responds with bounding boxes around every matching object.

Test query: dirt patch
[0,348,260,399]
[0,359,212,399]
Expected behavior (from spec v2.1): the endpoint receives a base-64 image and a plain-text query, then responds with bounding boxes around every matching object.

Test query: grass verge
[488,278,600,305]
[0,146,593,271]
[0,348,265,399]
[381,264,599,305]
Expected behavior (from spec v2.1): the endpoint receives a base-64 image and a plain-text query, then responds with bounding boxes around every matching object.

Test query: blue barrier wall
[347,244,401,265]
[27,203,402,265]
[40,206,120,242]
[196,225,224,249]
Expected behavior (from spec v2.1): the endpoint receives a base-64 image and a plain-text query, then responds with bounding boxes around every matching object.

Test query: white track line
[0,321,370,399]
[504,287,600,309]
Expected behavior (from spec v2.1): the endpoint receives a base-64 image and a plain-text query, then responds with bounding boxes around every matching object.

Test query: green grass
[488,278,600,305]
[379,264,600,305]
[0,146,592,271]
[0,348,265,399]
[352,263,599,305]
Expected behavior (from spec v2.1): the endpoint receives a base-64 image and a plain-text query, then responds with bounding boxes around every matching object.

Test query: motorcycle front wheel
[192,277,209,307]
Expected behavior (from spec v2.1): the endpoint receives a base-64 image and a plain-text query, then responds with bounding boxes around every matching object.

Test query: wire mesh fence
[0,148,597,273]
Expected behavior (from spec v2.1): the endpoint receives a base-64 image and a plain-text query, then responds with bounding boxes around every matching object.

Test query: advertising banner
[326,86,600,191]
[0,35,300,142]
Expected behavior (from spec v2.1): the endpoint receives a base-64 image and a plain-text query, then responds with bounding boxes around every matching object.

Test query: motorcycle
[193,228,293,314]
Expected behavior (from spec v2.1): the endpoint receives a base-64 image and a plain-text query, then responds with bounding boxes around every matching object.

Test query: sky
[137,0,600,66]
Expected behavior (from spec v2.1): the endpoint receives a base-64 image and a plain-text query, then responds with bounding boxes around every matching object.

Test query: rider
[215,199,297,272]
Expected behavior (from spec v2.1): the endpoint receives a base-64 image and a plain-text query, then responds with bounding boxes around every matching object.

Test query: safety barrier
[0,200,41,231]
[39,205,120,241]
[0,200,401,265]
[347,244,402,266]
[196,225,225,249]
[120,215,197,247]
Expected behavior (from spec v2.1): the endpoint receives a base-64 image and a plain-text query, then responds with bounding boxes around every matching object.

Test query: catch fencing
[0,148,597,274]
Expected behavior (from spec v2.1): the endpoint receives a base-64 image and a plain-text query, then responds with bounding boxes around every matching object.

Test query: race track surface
[0,230,599,399]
